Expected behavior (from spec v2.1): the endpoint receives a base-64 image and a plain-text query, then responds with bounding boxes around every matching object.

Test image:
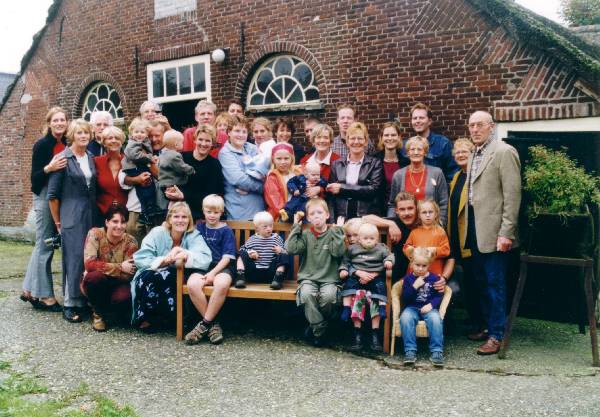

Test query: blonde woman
[94,126,127,218]
[48,119,98,322]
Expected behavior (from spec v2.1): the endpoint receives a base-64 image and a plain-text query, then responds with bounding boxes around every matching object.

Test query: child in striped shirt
[235,211,289,290]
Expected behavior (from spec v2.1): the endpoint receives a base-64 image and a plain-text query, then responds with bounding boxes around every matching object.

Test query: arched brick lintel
[233,41,328,108]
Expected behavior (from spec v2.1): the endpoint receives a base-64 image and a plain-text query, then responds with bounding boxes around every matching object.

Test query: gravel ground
[1,242,600,416]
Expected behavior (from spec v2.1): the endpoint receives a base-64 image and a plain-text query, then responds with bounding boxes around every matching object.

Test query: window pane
[98,85,109,99]
[256,70,273,93]
[274,57,292,76]
[109,91,121,107]
[152,70,164,97]
[117,108,124,119]
[250,93,264,106]
[284,78,297,99]
[193,63,206,92]
[288,85,303,103]
[271,78,283,99]
[293,64,312,88]
[265,88,279,104]
[87,94,97,110]
[179,65,191,95]
[166,67,177,96]
[305,87,319,101]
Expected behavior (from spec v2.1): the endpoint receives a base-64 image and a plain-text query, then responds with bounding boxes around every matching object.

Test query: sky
[0,0,566,74]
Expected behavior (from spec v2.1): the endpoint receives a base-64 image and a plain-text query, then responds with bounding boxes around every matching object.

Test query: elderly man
[465,110,521,355]
[182,100,217,152]
[139,100,161,121]
[88,111,114,156]
[331,104,374,159]
[402,102,458,183]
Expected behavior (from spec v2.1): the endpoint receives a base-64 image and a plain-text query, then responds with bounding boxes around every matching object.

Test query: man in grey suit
[465,111,521,355]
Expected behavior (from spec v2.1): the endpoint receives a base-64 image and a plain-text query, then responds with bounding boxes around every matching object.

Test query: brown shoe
[477,337,501,355]
[467,330,488,341]
[92,313,107,332]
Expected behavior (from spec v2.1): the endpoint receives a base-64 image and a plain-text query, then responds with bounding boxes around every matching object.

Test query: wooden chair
[390,280,452,357]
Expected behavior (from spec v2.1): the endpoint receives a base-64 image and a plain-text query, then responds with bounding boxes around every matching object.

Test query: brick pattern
[0,0,598,226]
[154,0,196,20]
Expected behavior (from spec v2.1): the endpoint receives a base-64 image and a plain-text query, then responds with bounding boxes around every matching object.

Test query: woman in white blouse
[48,119,98,323]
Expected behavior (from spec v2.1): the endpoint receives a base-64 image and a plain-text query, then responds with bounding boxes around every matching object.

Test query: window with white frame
[82,83,124,122]
[146,55,211,104]
[247,55,321,112]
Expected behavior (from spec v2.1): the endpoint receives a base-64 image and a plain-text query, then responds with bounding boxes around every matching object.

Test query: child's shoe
[350,328,362,352]
[430,351,444,368]
[184,320,209,345]
[270,270,285,290]
[378,304,387,319]
[234,270,246,288]
[403,351,417,366]
[278,209,289,222]
[370,330,383,352]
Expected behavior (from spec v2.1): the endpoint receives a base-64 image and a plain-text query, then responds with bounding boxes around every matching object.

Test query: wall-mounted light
[211,48,229,64]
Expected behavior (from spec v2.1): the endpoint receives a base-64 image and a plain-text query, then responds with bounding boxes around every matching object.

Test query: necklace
[408,166,426,193]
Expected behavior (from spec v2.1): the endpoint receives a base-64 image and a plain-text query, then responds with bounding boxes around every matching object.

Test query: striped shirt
[240,233,285,269]
[468,137,494,205]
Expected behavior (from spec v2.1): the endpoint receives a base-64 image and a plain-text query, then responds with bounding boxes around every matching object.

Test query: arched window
[247,55,320,112]
[82,83,124,122]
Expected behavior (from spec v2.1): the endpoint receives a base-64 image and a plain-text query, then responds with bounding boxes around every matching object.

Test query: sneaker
[403,351,417,365]
[270,271,285,290]
[184,321,209,345]
[234,270,246,288]
[208,323,224,345]
[92,313,107,332]
[430,352,444,367]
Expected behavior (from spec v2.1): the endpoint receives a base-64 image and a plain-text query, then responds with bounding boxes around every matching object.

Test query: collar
[475,136,494,154]
[308,150,333,165]
[310,225,327,237]
[346,154,364,165]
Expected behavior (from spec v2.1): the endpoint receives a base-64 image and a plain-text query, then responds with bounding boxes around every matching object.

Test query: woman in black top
[181,124,225,221]
[21,107,69,311]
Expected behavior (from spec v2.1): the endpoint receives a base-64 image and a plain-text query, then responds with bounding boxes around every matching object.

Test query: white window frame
[146,55,211,104]
[246,54,321,112]
[82,82,124,124]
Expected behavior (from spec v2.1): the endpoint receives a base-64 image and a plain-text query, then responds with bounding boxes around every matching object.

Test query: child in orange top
[403,199,450,275]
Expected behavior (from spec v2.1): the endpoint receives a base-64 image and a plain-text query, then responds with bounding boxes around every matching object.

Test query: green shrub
[524,145,600,218]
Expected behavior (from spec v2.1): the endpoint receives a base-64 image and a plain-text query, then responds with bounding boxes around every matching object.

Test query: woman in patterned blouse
[81,204,138,332]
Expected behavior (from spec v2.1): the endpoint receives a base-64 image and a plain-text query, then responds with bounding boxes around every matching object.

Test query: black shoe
[350,329,362,352]
[35,300,62,312]
[63,307,83,323]
[270,271,285,290]
[312,334,324,347]
[234,270,246,288]
[138,213,153,225]
[370,331,383,352]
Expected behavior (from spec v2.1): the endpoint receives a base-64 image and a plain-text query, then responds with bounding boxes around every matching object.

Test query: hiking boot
[370,331,383,352]
[208,322,224,345]
[234,270,246,288]
[92,313,107,332]
[430,351,444,367]
[184,321,209,345]
[403,351,417,366]
[477,337,501,355]
[350,329,362,352]
[270,271,285,290]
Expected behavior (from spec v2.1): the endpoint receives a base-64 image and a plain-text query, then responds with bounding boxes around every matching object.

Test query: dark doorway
[160,99,197,132]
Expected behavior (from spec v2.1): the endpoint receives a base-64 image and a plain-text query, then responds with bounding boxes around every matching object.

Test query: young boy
[339,223,394,352]
[185,194,236,345]
[121,118,159,224]
[285,199,346,347]
[158,130,195,189]
[342,217,363,245]
[236,211,289,290]
[279,161,328,222]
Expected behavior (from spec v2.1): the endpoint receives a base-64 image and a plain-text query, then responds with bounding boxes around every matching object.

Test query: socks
[341,306,351,321]
[378,304,387,319]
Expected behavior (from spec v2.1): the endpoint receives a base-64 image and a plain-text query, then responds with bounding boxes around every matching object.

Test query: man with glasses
[465,110,521,355]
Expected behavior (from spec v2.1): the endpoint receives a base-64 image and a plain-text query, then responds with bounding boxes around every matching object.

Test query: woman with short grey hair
[88,111,114,156]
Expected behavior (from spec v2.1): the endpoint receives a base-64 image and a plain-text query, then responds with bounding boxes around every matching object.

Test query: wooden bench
[175,220,394,353]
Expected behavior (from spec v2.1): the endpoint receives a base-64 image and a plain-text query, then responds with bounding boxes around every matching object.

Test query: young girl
[403,199,450,276]
[400,246,445,367]
[210,112,234,158]
[263,143,301,221]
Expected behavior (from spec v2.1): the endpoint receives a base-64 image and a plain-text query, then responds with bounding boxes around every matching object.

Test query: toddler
[342,217,363,245]
[279,161,327,222]
[158,130,195,189]
[236,211,289,290]
[339,223,394,352]
[400,246,445,367]
[121,118,160,224]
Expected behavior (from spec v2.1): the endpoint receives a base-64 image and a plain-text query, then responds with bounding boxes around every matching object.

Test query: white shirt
[118,171,141,213]
[75,153,92,187]
[307,150,333,166]
[345,155,364,186]
[258,139,277,162]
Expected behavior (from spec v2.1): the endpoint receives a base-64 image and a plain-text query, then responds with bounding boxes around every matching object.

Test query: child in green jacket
[285,198,346,346]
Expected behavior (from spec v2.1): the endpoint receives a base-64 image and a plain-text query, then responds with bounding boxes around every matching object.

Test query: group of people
[21,98,521,366]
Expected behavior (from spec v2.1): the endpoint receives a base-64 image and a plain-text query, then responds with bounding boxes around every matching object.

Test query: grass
[0,240,61,280]
[0,359,138,417]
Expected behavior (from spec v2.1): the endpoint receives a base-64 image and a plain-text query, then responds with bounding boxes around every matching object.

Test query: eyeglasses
[468,122,491,129]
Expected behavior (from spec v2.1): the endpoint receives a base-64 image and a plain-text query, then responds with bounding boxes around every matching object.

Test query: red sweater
[94,154,127,215]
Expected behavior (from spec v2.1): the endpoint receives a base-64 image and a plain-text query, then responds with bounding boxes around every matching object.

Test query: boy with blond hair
[285,199,346,346]
[158,129,195,189]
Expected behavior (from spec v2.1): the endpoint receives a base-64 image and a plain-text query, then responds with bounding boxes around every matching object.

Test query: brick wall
[0,0,598,226]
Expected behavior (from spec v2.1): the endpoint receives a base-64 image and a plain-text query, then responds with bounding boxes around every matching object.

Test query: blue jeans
[400,307,444,354]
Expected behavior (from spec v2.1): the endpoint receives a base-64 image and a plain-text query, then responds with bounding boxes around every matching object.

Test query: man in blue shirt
[402,102,459,183]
